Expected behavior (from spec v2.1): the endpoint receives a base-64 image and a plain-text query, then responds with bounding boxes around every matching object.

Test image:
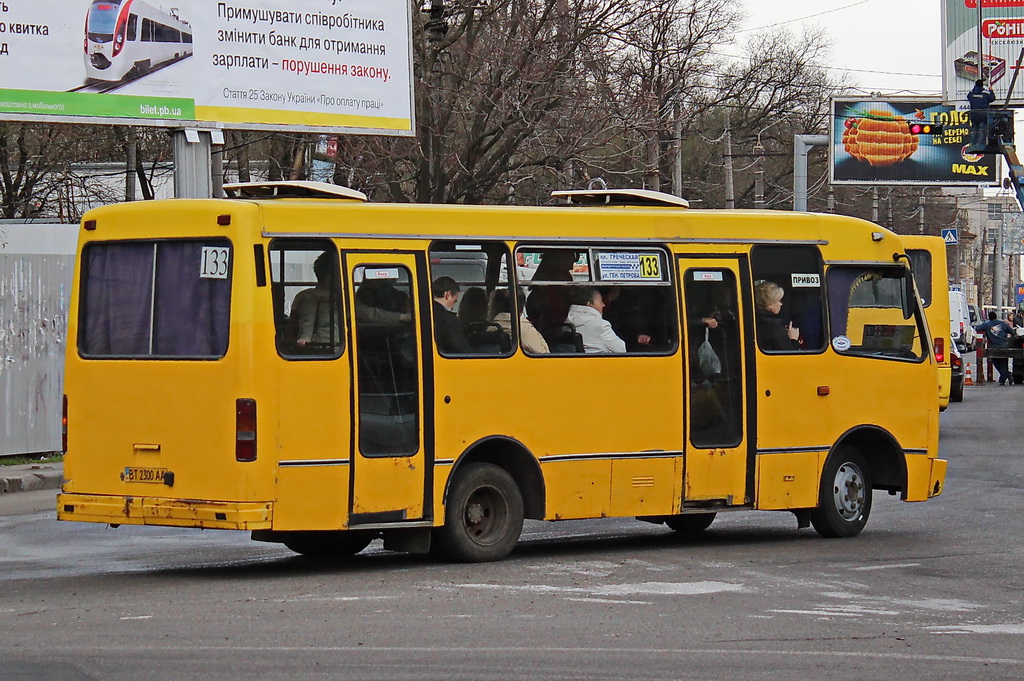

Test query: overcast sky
[740,0,943,96]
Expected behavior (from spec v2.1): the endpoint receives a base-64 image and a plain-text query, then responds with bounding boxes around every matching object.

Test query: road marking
[24,644,1024,665]
[851,562,921,571]
[929,623,1024,635]
[593,581,746,596]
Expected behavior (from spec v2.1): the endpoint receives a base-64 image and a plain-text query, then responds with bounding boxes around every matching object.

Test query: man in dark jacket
[976,310,1013,385]
[432,276,473,354]
[967,79,996,152]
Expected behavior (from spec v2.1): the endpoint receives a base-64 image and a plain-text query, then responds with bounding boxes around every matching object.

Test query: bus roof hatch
[223,181,368,202]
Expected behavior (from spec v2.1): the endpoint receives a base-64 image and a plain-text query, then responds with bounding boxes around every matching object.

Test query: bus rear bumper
[56,493,273,530]
[904,456,947,501]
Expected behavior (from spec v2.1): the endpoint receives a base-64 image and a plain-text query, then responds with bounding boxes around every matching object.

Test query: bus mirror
[902,268,915,320]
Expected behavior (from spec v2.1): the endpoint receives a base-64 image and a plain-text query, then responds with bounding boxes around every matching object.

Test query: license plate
[121,467,168,484]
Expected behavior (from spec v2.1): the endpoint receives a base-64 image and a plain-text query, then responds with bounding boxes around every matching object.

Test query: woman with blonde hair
[754,281,800,351]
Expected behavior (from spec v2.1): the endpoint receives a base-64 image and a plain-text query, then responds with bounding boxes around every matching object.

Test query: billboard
[0,0,414,135]
[942,0,1024,107]
[831,99,998,185]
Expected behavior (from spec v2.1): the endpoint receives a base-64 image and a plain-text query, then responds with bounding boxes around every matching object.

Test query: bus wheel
[665,513,716,534]
[436,463,524,563]
[282,530,375,558]
[811,448,872,538]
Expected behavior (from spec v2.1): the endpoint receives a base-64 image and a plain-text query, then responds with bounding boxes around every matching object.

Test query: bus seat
[465,321,512,354]
[545,323,584,354]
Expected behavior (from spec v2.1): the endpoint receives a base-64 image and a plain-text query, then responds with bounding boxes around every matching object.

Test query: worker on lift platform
[967,79,997,154]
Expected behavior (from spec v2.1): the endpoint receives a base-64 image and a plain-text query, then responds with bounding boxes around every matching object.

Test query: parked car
[949,289,974,351]
[949,338,965,403]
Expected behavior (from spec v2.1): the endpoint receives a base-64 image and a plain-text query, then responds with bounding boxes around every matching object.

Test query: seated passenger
[489,288,513,334]
[755,281,800,351]
[291,252,340,347]
[432,276,473,354]
[521,294,550,354]
[566,287,626,354]
[458,286,489,329]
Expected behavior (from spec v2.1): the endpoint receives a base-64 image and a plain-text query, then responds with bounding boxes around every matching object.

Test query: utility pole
[753,141,764,209]
[125,127,136,202]
[918,190,926,234]
[672,99,683,198]
[872,187,879,224]
[723,110,734,209]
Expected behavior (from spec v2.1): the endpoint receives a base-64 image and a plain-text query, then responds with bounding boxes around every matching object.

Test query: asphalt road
[1,382,1022,680]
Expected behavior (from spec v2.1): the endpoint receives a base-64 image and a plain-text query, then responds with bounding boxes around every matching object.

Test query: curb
[0,465,63,495]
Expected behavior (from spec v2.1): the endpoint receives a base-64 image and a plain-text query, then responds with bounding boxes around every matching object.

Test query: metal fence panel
[0,224,78,457]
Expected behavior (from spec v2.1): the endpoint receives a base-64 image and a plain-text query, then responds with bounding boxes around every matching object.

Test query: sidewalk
[0,462,63,494]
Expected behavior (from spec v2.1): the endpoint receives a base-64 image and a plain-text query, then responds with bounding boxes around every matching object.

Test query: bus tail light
[235,398,257,462]
[62,394,68,454]
[933,337,944,363]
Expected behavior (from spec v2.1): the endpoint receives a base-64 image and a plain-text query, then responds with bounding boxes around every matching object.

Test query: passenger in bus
[291,252,340,347]
[601,286,660,350]
[489,289,513,333]
[521,293,550,354]
[355,278,411,324]
[529,250,577,336]
[432,276,473,354]
[458,286,489,328]
[533,249,577,281]
[567,287,627,353]
[493,288,549,354]
[755,281,800,351]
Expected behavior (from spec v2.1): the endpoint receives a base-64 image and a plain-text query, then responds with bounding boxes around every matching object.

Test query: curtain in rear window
[80,240,231,358]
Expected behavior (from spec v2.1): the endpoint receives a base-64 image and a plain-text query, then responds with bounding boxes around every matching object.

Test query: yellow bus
[903,235,953,407]
[57,182,947,562]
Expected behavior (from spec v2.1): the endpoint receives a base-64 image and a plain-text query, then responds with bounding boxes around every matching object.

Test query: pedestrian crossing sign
[941,228,958,245]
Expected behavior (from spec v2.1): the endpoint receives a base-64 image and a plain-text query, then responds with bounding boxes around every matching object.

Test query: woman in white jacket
[566,287,626,353]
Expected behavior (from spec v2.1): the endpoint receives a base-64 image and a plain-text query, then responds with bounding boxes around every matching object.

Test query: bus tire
[811,447,871,538]
[282,530,375,558]
[436,463,524,563]
[665,513,716,534]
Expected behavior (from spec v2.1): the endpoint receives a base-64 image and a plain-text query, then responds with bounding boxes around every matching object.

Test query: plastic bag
[698,327,721,378]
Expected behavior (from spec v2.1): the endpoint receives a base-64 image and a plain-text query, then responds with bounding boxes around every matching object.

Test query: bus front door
[678,257,754,506]
[345,254,429,524]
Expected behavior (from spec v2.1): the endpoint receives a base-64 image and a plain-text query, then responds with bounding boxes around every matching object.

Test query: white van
[949,289,974,351]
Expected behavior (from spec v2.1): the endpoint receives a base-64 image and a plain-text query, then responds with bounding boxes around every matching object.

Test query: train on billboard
[831,99,998,185]
[0,0,414,135]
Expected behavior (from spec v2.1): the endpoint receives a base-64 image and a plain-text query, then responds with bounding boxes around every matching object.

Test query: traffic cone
[965,362,974,386]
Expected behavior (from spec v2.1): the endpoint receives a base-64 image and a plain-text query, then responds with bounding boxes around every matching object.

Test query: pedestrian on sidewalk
[976,310,1013,385]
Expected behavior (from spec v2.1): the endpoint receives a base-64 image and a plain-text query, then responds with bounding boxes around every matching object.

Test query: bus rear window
[79,240,231,358]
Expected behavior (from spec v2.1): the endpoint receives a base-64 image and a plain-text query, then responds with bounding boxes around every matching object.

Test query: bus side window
[827,266,923,360]
[429,242,513,357]
[516,246,677,356]
[750,245,826,353]
[269,241,343,359]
